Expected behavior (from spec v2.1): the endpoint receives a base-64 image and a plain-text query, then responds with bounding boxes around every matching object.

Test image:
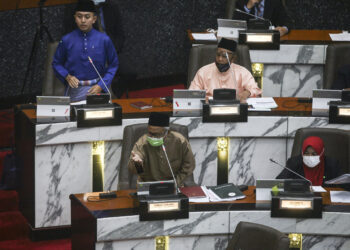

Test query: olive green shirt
[128,131,195,187]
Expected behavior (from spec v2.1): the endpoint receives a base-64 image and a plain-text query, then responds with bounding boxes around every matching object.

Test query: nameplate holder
[72,103,122,127]
[271,192,322,218]
[138,193,189,221]
[203,103,248,123]
[329,101,350,124]
[239,30,280,50]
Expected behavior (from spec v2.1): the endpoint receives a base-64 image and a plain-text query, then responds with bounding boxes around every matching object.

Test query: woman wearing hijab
[277,136,343,186]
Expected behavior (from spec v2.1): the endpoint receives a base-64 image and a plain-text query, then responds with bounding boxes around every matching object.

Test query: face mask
[215,62,230,72]
[147,136,164,147]
[303,155,320,168]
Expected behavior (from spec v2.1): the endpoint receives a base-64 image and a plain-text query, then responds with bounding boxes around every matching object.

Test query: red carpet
[0,238,71,250]
[0,190,18,212]
[0,110,14,148]
[0,211,29,241]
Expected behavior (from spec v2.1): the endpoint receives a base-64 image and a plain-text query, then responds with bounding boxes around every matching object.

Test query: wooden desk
[70,187,350,250]
[19,97,312,121]
[188,29,342,44]
[280,30,342,44]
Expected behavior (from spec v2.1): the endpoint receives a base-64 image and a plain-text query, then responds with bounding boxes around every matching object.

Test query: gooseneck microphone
[235,8,273,29]
[225,52,238,92]
[269,158,312,186]
[88,56,112,103]
[162,144,179,195]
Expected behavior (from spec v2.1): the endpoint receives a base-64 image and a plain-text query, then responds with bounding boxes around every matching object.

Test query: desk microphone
[269,158,312,186]
[225,52,238,95]
[235,8,273,29]
[162,144,179,195]
[88,56,112,103]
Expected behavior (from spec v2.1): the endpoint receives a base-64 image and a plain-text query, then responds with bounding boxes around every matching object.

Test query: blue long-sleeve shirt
[52,28,119,101]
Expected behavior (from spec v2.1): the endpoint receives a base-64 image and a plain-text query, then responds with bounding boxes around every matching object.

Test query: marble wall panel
[295,212,350,236]
[288,117,350,137]
[35,143,92,227]
[97,211,229,242]
[169,235,230,250]
[96,238,154,250]
[229,211,296,233]
[229,138,287,185]
[36,122,99,146]
[262,65,323,98]
[190,138,218,186]
[104,141,122,191]
[302,235,350,250]
[250,45,326,64]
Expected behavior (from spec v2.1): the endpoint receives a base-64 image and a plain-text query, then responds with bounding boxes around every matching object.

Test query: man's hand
[65,74,79,88]
[131,151,143,165]
[247,0,261,9]
[238,90,251,103]
[275,26,288,37]
[88,85,102,95]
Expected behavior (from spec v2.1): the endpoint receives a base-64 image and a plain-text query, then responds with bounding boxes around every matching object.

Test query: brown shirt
[128,131,195,187]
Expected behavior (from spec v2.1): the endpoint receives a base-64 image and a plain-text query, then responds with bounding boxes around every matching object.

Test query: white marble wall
[35,143,92,228]
[262,65,323,97]
[93,209,350,250]
[249,44,327,98]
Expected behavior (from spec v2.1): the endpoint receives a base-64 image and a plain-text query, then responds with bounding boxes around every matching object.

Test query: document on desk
[311,186,327,193]
[325,174,350,185]
[330,191,350,203]
[192,33,217,41]
[247,97,278,111]
[329,32,350,41]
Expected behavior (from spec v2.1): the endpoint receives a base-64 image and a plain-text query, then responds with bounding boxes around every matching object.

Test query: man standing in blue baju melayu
[52,0,119,102]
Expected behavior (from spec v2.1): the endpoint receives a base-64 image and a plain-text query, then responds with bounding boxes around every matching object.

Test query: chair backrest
[118,123,194,190]
[324,43,350,89]
[226,221,290,250]
[42,42,66,96]
[291,128,350,173]
[225,0,237,19]
[187,44,252,87]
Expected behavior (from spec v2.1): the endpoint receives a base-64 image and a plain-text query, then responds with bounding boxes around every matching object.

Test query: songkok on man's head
[75,0,96,13]
[218,38,237,52]
[148,112,169,127]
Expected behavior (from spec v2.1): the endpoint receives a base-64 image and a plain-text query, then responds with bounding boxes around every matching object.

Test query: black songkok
[75,0,97,13]
[148,112,170,127]
[218,38,237,52]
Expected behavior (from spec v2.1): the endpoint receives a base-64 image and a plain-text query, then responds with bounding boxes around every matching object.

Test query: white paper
[330,191,350,203]
[192,33,217,41]
[329,32,350,41]
[71,100,87,105]
[311,186,327,193]
[247,97,278,109]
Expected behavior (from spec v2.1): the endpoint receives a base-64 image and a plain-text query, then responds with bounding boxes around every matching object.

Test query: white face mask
[303,155,320,168]
[93,0,105,4]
